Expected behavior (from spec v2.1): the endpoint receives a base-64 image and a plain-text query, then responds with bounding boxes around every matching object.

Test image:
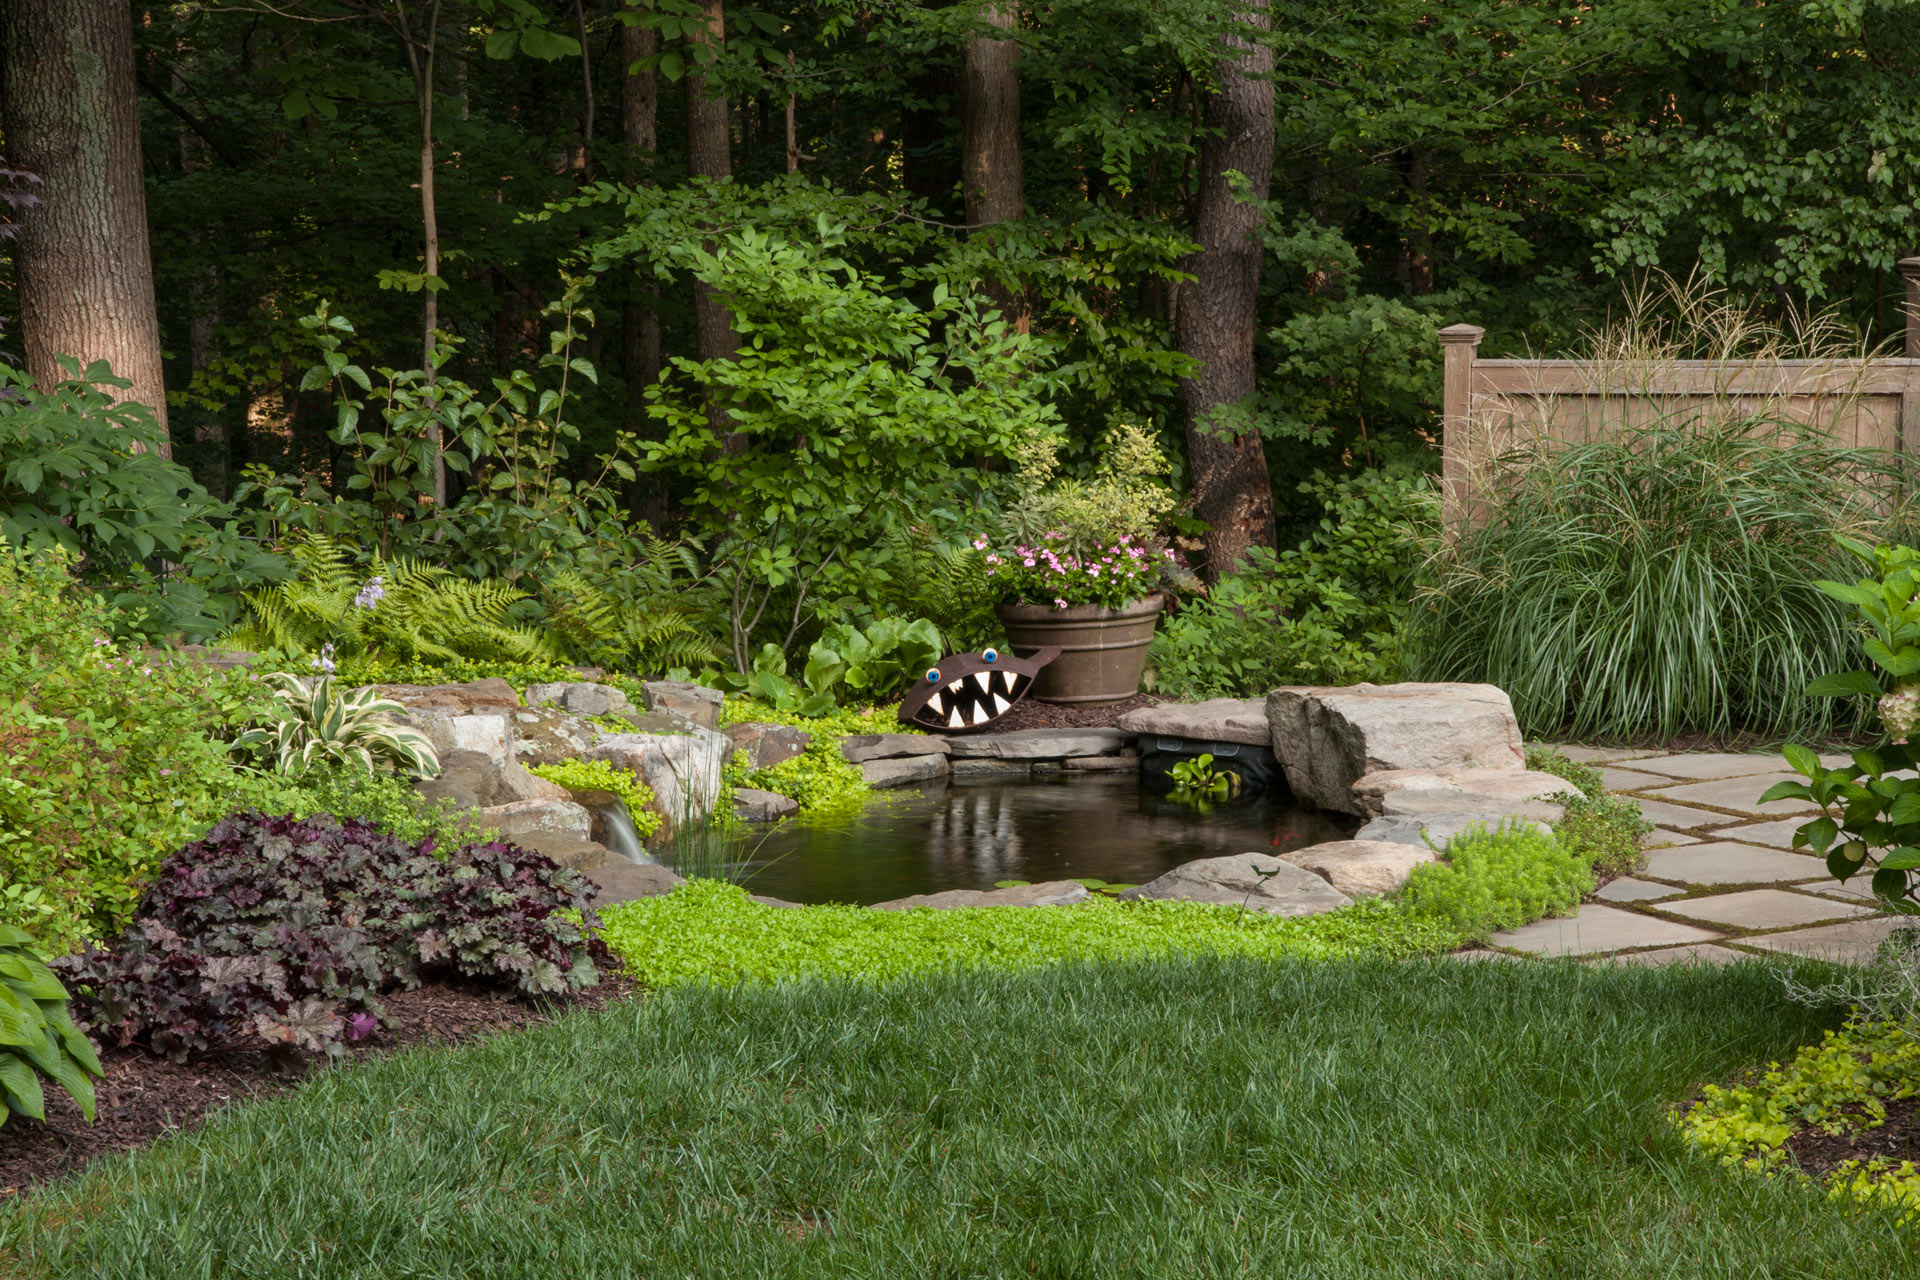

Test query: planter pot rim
[994,594,1166,624]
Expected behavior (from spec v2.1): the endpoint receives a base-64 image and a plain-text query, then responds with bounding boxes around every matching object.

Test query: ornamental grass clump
[57,812,600,1061]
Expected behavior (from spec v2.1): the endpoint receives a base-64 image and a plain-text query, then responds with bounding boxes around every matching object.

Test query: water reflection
[666,776,1358,906]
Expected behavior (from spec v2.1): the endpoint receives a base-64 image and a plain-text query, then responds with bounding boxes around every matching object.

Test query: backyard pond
[662,775,1358,905]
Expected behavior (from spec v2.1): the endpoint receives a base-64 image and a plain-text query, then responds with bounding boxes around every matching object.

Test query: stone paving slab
[1599,943,1748,966]
[1541,744,1657,764]
[1599,766,1673,791]
[1490,904,1722,956]
[1642,773,1820,817]
[1703,817,1808,850]
[1619,752,1788,780]
[1649,828,1700,847]
[1631,798,1733,830]
[1642,842,1827,885]
[1802,877,1875,901]
[1738,917,1912,964]
[1596,876,1684,903]
[1656,888,1872,931]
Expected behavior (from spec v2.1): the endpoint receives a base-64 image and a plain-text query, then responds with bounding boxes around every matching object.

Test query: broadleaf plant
[232,672,440,779]
[0,924,103,1126]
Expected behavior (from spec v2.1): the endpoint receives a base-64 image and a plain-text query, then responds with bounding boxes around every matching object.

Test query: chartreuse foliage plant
[1526,746,1652,880]
[1676,1019,1920,1224]
[1399,820,1595,941]
[0,925,102,1128]
[527,759,662,841]
[231,672,440,779]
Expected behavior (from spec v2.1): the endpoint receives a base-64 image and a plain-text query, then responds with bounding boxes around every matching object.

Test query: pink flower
[1090,565,1101,576]
[1023,557,1036,567]
[986,553,1001,564]
[1054,598,1068,608]
[972,538,988,550]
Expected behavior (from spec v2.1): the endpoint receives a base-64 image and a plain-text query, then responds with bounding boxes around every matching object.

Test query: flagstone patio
[1463,746,1912,965]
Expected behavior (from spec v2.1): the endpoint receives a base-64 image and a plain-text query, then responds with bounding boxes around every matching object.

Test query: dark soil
[0,974,633,1198]
[990,692,1162,733]
[1784,1094,1920,1179]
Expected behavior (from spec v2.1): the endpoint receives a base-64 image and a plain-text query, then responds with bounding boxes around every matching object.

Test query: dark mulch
[1784,1094,1920,1179]
[988,692,1162,733]
[0,974,633,1198]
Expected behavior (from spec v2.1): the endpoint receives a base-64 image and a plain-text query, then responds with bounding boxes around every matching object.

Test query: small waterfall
[592,802,653,865]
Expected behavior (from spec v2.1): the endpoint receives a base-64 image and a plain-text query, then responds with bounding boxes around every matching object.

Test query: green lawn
[3,957,1908,1278]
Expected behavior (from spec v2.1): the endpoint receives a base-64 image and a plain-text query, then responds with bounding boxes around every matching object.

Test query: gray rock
[516,835,610,871]
[584,860,686,906]
[950,759,1033,780]
[408,711,514,766]
[861,755,949,788]
[368,678,520,711]
[640,680,724,730]
[481,797,594,841]
[1062,755,1141,772]
[1115,698,1269,746]
[509,705,598,766]
[1280,839,1436,897]
[614,709,702,736]
[1351,767,1572,818]
[492,759,573,804]
[870,881,1090,910]
[750,894,806,909]
[588,726,730,834]
[725,722,813,770]
[1119,853,1353,917]
[839,733,951,763]
[1266,683,1526,814]
[413,748,498,810]
[733,787,800,822]
[1355,813,1555,850]
[946,729,1129,760]
[524,681,632,718]
[1381,791,1564,823]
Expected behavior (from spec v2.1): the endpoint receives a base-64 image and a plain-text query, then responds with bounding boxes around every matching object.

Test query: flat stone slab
[1649,829,1700,847]
[732,787,799,822]
[946,729,1129,760]
[1658,888,1873,931]
[1351,767,1571,818]
[1596,877,1683,903]
[1618,752,1789,780]
[1540,744,1659,764]
[1642,842,1827,885]
[1600,766,1671,791]
[1115,699,1269,746]
[1446,948,1520,962]
[1062,755,1140,772]
[1380,791,1564,823]
[839,734,950,764]
[1598,944,1747,966]
[861,755,949,788]
[1490,904,1722,956]
[1644,773,1820,817]
[1355,813,1552,851]
[584,861,686,906]
[1628,798,1729,830]
[870,881,1089,910]
[1120,853,1353,917]
[1702,817,1809,851]
[1738,916,1913,964]
[1280,840,1435,897]
[951,759,1034,780]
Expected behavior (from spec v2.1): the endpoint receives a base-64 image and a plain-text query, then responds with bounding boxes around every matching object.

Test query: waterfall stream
[592,802,653,865]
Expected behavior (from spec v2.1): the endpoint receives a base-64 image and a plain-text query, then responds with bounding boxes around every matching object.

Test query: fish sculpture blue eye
[925,668,941,683]
[899,646,1062,734]
[982,648,998,662]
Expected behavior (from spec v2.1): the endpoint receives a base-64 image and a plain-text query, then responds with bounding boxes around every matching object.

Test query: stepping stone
[1598,944,1746,966]
[1644,774,1819,817]
[946,729,1129,760]
[1620,753,1790,780]
[1115,699,1269,746]
[1642,842,1826,885]
[1649,828,1700,847]
[1631,798,1729,830]
[1541,744,1659,764]
[1490,904,1722,956]
[1803,877,1875,901]
[1739,916,1914,964]
[840,734,951,763]
[1657,889,1873,931]
[1704,817,1811,851]
[1600,766,1670,790]
[1596,877,1683,903]
[1119,853,1353,917]
[871,881,1089,910]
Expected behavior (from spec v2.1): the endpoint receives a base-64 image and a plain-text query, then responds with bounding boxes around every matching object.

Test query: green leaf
[1756,780,1813,805]
[1794,816,1839,854]
[1872,867,1914,904]
[0,1054,45,1123]
[1781,744,1822,778]
[1806,670,1883,698]
[1879,848,1920,871]
[485,29,518,59]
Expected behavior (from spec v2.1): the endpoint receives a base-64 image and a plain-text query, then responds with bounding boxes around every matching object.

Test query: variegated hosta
[233,673,440,779]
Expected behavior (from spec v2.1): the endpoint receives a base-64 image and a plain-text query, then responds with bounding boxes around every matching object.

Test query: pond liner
[1138,736,1287,793]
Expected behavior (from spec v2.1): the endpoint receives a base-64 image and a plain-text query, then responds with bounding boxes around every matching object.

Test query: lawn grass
[4,956,1910,1277]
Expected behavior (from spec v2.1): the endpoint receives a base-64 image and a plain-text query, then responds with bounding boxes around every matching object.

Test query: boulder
[870,881,1090,910]
[583,861,686,906]
[588,727,730,833]
[1266,683,1526,814]
[481,797,594,841]
[946,729,1129,760]
[1280,839,1437,897]
[1118,853,1352,917]
[524,681,632,718]
[493,759,572,804]
[371,678,520,711]
[840,734,950,764]
[640,680,724,730]
[405,712,514,766]
[861,755,949,789]
[1351,767,1572,818]
[1062,755,1141,772]
[1115,698,1269,746]
[1356,813,1555,851]
[1381,791,1564,823]
[414,749,499,811]
[734,787,800,822]
[726,722,813,770]
[508,705,599,766]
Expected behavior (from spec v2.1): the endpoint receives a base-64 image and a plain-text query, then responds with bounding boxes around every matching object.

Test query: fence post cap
[1438,323,1485,345]
[1898,257,1920,280]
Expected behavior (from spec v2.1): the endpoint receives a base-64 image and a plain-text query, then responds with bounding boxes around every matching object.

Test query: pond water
[662,776,1358,906]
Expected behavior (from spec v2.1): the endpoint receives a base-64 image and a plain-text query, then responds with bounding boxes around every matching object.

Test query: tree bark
[620,18,657,156]
[1176,0,1276,577]
[621,13,666,527]
[961,3,1023,227]
[684,0,739,444]
[1,0,172,450]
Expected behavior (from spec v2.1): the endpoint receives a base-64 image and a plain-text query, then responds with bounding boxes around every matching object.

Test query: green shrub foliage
[1401,821,1594,941]
[0,925,103,1127]
[1526,746,1651,881]
[231,672,440,778]
[58,813,601,1062]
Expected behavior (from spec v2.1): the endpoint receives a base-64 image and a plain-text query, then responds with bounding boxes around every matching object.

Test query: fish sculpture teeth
[900,645,1063,735]
[947,708,966,729]
[971,671,992,694]
[992,693,1012,715]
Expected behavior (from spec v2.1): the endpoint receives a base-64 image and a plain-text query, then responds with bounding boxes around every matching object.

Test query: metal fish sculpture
[899,646,1061,733]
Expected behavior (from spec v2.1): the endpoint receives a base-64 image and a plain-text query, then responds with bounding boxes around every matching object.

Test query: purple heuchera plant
[58,812,602,1062]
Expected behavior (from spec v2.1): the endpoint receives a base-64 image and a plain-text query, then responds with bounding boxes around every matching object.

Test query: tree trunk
[620,18,657,156]
[411,0,447,509]
[961,3,1023,227]
[684,0,739,444]
[1,0,172,450]
[621,14,666,527]
[1176,0,1276,578]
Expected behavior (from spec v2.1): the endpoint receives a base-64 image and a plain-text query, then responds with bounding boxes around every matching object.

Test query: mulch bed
[1785,1095,1920,1179]
[989,692,1161,733]
[0,974,634,1198]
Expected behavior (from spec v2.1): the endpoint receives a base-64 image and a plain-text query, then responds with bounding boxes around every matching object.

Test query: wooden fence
[1440,258,1920,526]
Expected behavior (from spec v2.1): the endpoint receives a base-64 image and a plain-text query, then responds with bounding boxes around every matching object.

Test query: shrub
[0,925,103,1127]
[528,759,662,840]
[1412,414,1902,741]
[1526,746,1651,880]
[1151,470,1429,697]
[58,812,601,1061]
[230,672,440,778]
[1400,820,1593,941]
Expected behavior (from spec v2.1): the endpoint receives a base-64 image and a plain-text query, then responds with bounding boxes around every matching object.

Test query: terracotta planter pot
[995,595,1164,705]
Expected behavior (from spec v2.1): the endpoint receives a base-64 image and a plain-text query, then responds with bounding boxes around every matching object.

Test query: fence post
[1438,323,1485,531]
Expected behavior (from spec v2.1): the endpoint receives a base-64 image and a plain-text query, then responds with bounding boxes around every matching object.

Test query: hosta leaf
[0,1053,45,1122]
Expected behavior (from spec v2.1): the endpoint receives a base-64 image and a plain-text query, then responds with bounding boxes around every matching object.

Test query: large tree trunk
[684,0,739,444]
[621,15,666,527]
[1,0,171,450]
[960,2,1024,325]
[1176,0,1276,577]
